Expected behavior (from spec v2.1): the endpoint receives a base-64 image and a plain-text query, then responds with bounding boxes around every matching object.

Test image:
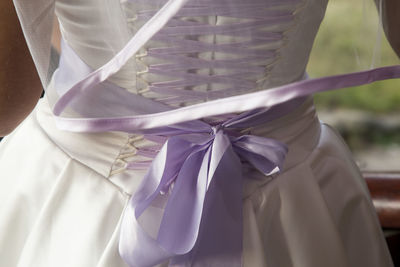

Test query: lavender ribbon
[53,21,400,267]
[48,0,400,265]
[119,109,289,267]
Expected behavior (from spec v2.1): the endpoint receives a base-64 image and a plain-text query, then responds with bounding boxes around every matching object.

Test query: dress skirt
[0,96,394,267]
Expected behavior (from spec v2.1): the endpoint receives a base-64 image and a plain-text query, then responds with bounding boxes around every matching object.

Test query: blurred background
[307,0,400,171]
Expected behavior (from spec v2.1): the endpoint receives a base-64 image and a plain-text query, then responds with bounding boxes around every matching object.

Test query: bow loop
[232,135,288,176]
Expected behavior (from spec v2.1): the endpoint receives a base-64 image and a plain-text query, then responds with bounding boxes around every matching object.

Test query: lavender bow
[119,110,288,267]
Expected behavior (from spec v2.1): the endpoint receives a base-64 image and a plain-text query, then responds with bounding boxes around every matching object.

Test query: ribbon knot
[211,124,224,135]
[119,115,289,267]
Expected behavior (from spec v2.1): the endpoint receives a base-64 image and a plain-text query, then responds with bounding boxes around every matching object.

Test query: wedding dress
[0,0,397,266]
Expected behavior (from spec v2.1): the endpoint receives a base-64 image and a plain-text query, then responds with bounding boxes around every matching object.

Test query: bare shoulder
[0,1,42,137]
[376,0,400,58]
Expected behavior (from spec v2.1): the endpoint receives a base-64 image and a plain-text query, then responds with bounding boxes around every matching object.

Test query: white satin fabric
[0,95,393,267]
[1,0,394,266]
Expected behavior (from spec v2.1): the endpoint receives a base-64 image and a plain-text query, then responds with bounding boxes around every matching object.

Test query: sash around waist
[35,91,321,196]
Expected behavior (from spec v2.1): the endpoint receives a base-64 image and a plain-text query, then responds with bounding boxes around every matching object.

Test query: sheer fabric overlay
[6,0,399,266]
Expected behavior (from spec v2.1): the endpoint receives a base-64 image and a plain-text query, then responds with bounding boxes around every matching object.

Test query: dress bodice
[7,2,396,266]
[55,0,328,107]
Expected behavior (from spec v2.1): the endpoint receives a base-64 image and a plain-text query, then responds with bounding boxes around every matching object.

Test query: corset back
[55,0,328,107]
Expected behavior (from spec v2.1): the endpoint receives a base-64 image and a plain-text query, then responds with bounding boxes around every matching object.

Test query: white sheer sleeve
[13,0,56,88]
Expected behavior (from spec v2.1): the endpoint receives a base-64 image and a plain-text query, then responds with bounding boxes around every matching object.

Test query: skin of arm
[0,1,43,137]
[377,0,400,58]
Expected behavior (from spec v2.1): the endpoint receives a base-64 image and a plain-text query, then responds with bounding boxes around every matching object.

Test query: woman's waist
[36,90,320,184]
[250,96,320,171]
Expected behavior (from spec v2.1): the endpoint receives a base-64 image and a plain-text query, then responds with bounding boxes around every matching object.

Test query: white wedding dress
[0,0,394,266]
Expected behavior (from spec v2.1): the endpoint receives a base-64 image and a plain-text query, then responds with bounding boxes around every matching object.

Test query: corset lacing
[110,0,304,175]
[122,0,304,107]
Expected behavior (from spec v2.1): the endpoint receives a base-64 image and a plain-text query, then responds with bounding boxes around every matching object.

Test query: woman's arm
[378,0,400,58]
[0,1,42,137]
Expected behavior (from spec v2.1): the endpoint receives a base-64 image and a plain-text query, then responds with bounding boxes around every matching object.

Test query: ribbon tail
[156,147,211,254]
[119,197,174,267]
[173,144,244,267]
[207,130,232,189]
[119,137,197,267]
